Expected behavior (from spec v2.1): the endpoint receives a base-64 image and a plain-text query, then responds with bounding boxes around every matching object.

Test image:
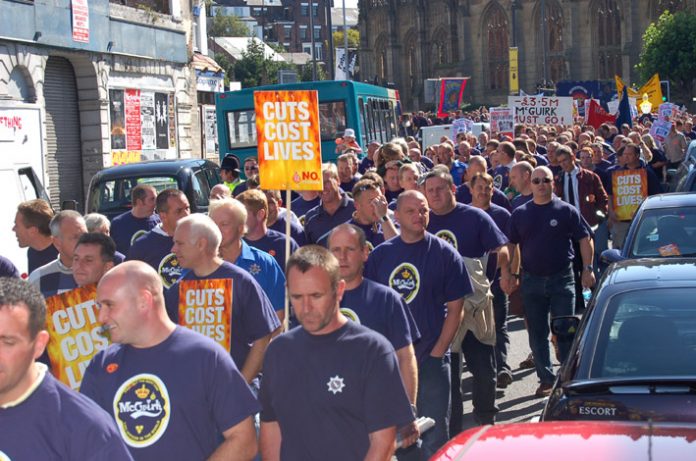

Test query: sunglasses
[353,183,378,194]
[531,177,553,185]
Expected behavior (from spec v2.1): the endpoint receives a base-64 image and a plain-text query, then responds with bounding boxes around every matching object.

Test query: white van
[0,106,50,277]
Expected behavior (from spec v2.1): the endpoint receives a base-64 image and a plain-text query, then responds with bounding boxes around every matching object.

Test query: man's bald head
[396,189,427,211]
[99,260,164,308]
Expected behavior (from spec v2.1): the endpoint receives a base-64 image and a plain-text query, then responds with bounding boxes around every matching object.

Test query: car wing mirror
[61,200,78,211]
[551,315,581,339]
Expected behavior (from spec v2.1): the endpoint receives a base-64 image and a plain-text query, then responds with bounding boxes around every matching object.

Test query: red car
[431,421,696,460]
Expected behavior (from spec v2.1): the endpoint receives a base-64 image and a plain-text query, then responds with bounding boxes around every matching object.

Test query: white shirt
[564,166,581,211]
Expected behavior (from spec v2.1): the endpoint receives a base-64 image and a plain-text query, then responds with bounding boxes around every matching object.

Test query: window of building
[312,3,318,16]
[300,25,308,40]
[284,25,292,40]
[313,25,322,40]
[314,43,323,60]
[483,4,509,91]
[595,0,622,79]
[537,0,565,83]
[301,3,308,16]
[650,0,684,21]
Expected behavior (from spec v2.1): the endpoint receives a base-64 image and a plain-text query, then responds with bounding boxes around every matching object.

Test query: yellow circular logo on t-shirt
[340,307,361,324]
[389,263,420,304]
[113,373,171,448]
[435,229,458,250]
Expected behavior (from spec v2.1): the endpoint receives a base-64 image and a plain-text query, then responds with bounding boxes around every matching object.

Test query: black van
[86,159,222,220]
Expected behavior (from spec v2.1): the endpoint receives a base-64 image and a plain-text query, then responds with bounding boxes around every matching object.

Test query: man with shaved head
[365,190,472,458]
[81,261,260,460]
[504,166,595,398]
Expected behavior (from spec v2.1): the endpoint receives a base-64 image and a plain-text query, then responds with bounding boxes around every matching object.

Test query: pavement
[456,315,559,433]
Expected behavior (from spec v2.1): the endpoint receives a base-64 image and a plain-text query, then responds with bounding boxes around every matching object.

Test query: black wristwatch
[380,215,389,222]
[584,265,594,272]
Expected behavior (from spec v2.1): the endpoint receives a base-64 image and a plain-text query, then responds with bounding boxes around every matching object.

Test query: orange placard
[178,279,232,352]
[612,169,648,222]
[255,90,323,191]
[45,284,109,390]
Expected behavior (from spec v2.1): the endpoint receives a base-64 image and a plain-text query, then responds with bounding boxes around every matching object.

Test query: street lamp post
[342,0,349,80]
[308,0,318,80]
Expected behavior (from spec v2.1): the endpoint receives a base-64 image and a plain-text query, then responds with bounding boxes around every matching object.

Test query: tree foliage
[637,11,696,104]
[209,10,251,37]
[332,29,360,50]
[232,39,295,87]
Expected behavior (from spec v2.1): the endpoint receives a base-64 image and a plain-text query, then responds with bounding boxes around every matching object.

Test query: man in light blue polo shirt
[209,198,286,323]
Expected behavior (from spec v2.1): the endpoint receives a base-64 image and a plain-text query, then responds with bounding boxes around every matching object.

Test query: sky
[342,0,358,8]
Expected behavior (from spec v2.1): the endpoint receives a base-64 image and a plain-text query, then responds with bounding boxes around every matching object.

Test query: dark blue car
[85,159,222,220]
[602,193,696,264]
[542,258,696,423]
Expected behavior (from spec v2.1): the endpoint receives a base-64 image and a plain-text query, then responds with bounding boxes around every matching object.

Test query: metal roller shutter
[44,56,83,209]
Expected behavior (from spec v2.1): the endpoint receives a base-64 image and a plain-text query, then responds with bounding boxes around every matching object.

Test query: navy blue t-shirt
[358,156,374,174]
[81,327,260,461]
[164,262,280,370]
[427,203,508,259]
[340,176,360,194]
[0,370,133,460]
[511,193,533,210]
[365,233,473,362]
[491,165,512,190]
[347,218,386,251]
[290,195,321,225]
[245,229,299,270]
[507,198,590,276]
[385,188,404,203]
[420,156,434,170]
[269,215,306,247]
[304,194,355,246]
[27,244,58,274]
[0,255,20,278]
[126,227,181,288]
[110,211,160,255]
[259,321,413,461]
[484,203,511,283]
[456,183,512,211]
[341,277,420,350]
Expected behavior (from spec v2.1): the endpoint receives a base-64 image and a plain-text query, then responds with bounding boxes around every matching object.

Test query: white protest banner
[508,96,574,125]
[489,107,514,138]
[659,103,674,121]
[607,97,637,115]
[650,119,672,144]
[452,118,473,137]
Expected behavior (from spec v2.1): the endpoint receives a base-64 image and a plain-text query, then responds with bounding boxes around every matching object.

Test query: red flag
[587,99,616,129]
[437,79,468,118]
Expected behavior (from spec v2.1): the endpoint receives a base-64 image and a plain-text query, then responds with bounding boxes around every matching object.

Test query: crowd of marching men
[1,109,694,460]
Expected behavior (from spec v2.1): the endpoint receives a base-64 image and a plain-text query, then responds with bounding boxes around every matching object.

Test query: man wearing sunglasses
[505,166,595,398]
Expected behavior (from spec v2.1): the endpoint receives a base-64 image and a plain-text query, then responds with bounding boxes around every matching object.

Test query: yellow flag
[615,74,663,113]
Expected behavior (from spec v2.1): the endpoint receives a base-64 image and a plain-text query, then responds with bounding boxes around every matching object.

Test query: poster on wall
[155,93,169,149]
[202,105,217,156]
[168,94,177,149]
[109,88,176,166]
[140,91,156,150]
[125,89,142,151]
[109,89,126,150]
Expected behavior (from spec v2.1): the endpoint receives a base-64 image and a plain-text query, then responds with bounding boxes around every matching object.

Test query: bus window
[388,100,396,138]
[318,101,346,141]
[226,110,257,148]
[358,97,367,146]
